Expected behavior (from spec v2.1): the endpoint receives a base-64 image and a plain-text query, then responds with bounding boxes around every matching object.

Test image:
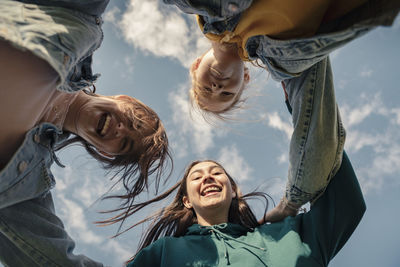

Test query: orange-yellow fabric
[198,0,367,61]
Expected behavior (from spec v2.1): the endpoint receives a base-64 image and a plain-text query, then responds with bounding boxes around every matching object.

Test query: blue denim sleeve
[0,193,104,267]
[250,26,372,81]
[283,57,345,206]
[162,0,252,20]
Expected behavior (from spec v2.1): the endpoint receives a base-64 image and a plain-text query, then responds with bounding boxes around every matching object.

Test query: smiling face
[182,161,236,225]
[192,49,249,112]
[72,94,157,157]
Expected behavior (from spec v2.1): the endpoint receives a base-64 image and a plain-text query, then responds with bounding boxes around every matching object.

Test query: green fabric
[129,152,365,267]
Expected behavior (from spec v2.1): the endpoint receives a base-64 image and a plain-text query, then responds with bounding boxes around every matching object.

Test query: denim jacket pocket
[0,124,60,209]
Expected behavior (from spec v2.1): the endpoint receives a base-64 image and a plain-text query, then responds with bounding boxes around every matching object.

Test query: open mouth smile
[201,185,222,197]
[97,113,111,136]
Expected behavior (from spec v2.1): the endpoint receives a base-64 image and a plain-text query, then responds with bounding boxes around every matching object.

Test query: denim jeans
[164,0,399,205]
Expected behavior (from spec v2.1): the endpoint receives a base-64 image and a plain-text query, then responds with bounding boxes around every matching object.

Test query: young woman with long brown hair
[126,153,365,266]
[0,1,171,266]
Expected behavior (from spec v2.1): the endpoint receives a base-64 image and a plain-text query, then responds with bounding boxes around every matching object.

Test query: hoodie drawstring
[200,224,266,265]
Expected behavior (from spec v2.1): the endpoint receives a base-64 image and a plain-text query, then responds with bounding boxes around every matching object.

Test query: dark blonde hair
[56,89,172,230]
[120,160,270,263]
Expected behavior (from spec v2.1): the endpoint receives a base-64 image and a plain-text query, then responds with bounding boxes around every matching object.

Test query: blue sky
[6,1,399,266]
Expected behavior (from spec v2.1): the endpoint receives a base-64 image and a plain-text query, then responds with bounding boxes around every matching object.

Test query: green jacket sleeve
[300,151,366,266]
[127,239,163,267]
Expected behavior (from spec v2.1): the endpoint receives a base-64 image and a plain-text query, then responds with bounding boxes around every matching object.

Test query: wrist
[281,197,302,216]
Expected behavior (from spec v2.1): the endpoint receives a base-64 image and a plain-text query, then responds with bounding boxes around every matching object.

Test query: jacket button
[95,17,101,25]
[228,2,239,12]
[33,134,41,143]
[18,161,28,174]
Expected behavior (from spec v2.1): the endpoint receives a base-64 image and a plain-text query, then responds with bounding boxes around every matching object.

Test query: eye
[221,92,233,96]
[203,87,212,93]
[212,172,222,175]
[127,120,134,130]
[136,120,142,130]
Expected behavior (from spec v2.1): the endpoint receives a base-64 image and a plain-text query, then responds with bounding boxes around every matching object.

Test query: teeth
[100,115,111,136]
[202,186,221,195]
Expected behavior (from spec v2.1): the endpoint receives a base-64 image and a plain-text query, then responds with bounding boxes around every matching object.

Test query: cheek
[95,139,121,154]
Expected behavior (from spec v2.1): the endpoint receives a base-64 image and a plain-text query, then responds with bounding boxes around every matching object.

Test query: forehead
[189,161,223,175]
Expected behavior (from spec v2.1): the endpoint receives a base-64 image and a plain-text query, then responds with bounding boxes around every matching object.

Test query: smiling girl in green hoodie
[125,151,365,267]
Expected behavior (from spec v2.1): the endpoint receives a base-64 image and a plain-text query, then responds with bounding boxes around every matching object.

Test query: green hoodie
[129,152,365,267]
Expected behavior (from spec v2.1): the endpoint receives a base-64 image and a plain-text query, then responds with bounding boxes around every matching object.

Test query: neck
[197,211,228,226]
[211,41,239,61]
[63,91,88,134]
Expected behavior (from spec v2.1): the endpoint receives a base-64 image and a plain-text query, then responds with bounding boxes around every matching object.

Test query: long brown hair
[114,160,271,263]
[56,88,172,232]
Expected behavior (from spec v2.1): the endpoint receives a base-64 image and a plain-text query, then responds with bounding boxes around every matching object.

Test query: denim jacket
[164,0,398,205]
[0,124,104,267]
[0,0,108,93]
[0,0,109,266]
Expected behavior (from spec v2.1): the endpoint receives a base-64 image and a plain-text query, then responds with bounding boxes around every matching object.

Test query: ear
[191,57,202,72]
[114,95,134,102]
[243,67,250,84]
[182,195,192,209]
[232,190,237,199]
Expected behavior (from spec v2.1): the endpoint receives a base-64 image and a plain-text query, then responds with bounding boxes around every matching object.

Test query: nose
[211,82,223,91]
[115,122,129,137]
[203,174,215,183]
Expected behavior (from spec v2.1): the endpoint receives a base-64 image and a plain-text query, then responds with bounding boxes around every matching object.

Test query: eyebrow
[189,165,223,177]
[197,88,235,104]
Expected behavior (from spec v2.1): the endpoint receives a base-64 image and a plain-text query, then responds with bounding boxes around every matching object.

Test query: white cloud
[360,69,373,77]
[55,192,103,244]
[340,93,381,127]
[277,153,288,164]
[114,0,209,68]
[168,84,218,157]
[345,130,381,152]
[52,163,132,262]
[217,145,253,182]
[264,111,293,139]
[357,143,400,194]
[339,92,400,194]
[104,6,121,25]
[389,108,400,125]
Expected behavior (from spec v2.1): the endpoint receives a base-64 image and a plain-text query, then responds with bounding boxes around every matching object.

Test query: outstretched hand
[260,198,301,224]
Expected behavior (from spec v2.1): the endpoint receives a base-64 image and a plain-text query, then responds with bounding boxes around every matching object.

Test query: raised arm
[265,57,345,222]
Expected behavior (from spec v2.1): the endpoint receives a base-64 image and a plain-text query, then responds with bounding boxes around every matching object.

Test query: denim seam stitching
[0,217,62,267]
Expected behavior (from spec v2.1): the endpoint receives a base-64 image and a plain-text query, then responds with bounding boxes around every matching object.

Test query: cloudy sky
[6,1,399,266]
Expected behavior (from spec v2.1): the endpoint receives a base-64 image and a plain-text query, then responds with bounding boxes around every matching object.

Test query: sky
[5,1,399,266]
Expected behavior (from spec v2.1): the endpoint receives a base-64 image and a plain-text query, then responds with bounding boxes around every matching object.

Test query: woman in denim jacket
[0,1,171,266]
[163,0,399,220]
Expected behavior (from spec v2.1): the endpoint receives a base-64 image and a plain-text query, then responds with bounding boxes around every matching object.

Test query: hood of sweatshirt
[185,223,266,265]
[186,223,249,237]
